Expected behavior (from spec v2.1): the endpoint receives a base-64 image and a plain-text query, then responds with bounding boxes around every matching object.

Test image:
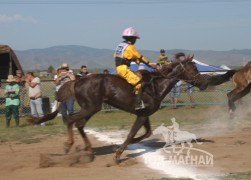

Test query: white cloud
[0,14,36,23]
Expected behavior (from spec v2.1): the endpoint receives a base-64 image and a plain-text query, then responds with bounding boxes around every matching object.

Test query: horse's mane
[138,52,188,79]
[236,61,251,73]
[245,61,251,68]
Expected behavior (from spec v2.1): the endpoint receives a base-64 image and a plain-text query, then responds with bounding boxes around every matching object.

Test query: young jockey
[114,27,156,110]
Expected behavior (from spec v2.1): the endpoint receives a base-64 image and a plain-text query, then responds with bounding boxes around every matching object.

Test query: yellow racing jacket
[114,41,151,67]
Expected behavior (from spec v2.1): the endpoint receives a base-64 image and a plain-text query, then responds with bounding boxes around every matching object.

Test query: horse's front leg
[227,89,238,118]
[130,117,152,144]
[114,116,147,164]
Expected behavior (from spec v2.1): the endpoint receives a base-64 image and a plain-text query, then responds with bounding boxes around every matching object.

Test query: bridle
[178,61,201,83]
[159,60,201,85]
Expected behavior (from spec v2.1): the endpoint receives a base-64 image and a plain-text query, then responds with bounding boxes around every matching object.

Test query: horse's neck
[154,77,179,100]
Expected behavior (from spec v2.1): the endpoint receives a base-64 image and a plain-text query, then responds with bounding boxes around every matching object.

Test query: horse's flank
[232,61,251,90]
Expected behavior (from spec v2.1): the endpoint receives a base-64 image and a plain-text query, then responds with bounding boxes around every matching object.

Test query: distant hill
[14,45,251,70]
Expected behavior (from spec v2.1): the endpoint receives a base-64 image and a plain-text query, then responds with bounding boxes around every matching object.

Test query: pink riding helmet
[122,27,140,39]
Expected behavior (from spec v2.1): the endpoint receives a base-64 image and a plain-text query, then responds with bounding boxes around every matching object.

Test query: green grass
[0,105,212,144]
[0,116,66,144]
[85,106,211,130]
[216,171,251,180]
[1,103,247,144]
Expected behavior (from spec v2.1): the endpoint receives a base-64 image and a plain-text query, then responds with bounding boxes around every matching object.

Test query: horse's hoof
[113,157,121,165]
[64,142,73,154]
[83,147,92,152]
[229,113,235,119]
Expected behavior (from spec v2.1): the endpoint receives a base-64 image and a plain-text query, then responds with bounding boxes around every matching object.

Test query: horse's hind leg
[115,116,148,164]
[63,108,98,153]
[77,126,92,151]
[75,116,92,151]
[232,84,251,103]
[64,121,74,153]
[69,107,101,153]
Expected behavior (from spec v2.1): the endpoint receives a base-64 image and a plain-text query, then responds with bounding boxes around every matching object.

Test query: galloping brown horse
[29,54,208,163]
[207,61,251,117]
[227,61,251,116]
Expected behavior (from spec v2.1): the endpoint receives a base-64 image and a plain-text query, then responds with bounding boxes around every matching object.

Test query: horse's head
[161,54,208,90]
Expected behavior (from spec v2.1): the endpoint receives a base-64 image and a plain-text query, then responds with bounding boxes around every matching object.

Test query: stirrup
[135,100,145,110]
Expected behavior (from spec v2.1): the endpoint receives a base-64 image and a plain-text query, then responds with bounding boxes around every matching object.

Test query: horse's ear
[186,54,194,61]
[190,54,194,61]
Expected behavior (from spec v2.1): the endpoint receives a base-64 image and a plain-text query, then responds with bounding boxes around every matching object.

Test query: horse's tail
[27,81,76,125]
[58,81,76,102]
[27,102,61,125]
[206,69,236,86]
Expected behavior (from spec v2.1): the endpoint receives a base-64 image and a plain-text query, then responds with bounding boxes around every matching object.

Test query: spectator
[51,68,61,112]
[55,63,76,124]
[4,75,20,127]
[187,83,195,108]
[76,65,91,80]
[169,80,182,109]
[103,69,109,74]
[25,72,45,126]
[15,70,26,115]
[156,49,169,66]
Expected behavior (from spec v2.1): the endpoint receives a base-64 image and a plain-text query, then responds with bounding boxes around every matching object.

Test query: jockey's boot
[134,89,145,110]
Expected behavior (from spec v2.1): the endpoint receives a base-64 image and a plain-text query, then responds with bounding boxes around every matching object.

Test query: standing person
[51,68,61,112]
[114,27,156,110]
[15,70,26,115]
[55,63,76,124]
[76,65,91,80]
[25,72,45,126]
[103,69,109,74]
[156,49,169,66]
[187,83,195,108]
[4,75,20,127]
[169,80,182,109]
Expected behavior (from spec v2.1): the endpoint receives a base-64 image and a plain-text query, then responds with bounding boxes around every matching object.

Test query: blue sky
[0,0,251,51]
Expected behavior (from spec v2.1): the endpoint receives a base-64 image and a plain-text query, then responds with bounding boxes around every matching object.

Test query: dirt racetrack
[1,105,251,180]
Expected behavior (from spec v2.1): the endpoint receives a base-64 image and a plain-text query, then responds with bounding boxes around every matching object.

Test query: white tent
[192,59,228,74]
[108,60,228,75]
